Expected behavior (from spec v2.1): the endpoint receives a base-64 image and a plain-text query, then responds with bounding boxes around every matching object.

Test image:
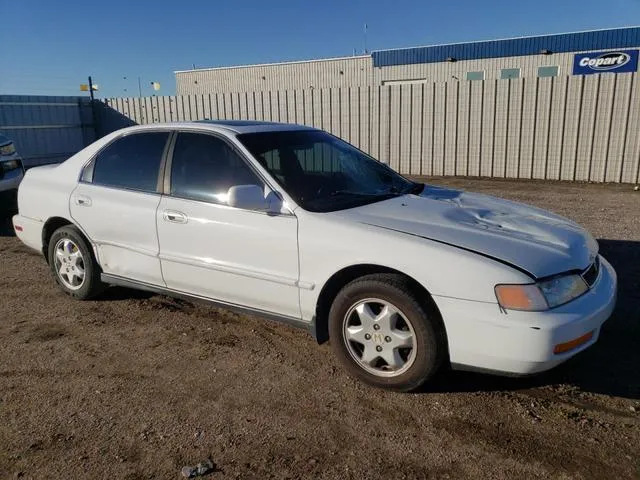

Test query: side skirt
[101,273,315,337]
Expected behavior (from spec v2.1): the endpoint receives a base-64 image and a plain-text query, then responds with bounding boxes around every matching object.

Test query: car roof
[117,120,318,135]
[196,119,318,134]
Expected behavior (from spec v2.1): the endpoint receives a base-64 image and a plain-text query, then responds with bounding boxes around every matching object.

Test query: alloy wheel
[342,298,417,377]
[54,238,86,290]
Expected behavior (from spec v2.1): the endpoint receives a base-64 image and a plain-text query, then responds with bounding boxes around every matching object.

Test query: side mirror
[227,185,268,211]
[265,190,286,213]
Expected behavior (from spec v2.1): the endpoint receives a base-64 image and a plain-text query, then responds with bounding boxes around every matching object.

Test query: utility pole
[137,76,142,98]
[364,23,368,54]
[86,76,97,142]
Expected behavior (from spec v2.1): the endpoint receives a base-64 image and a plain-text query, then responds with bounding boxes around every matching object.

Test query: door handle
[163,210,188,224]
[74,195,92,207]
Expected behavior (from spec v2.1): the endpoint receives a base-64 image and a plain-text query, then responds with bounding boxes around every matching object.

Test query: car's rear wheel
[48,225,105,300]
[328,273,446,392]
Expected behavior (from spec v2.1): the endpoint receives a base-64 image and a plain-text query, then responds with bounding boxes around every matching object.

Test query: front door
[156,131,301,319]
[70,131,170,286]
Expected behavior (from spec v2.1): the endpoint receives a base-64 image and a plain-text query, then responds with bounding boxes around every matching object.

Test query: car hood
[337,185,598,279]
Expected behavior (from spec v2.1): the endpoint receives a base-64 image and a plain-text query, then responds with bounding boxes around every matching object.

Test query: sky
[1,0,640,98]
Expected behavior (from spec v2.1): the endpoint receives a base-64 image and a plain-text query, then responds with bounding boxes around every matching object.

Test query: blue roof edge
[372,27,640,67]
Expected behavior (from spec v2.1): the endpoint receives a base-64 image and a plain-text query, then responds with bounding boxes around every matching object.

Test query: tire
[47,225,105,300]
[328,273,446,392]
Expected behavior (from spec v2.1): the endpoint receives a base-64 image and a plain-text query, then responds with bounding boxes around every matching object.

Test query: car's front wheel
[328,273,447,391]
[48,225,105,300]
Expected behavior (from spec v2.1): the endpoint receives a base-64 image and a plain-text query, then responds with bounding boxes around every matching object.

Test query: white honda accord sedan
[12,120,617,391]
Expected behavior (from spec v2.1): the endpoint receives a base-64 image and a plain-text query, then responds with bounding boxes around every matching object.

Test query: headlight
[1,159,21,172]
[538,274,588,308]
[495,274,588,311]
[0,143,16,155]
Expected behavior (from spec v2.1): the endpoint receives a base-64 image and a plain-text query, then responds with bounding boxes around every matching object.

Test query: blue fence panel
[0,95,95,167]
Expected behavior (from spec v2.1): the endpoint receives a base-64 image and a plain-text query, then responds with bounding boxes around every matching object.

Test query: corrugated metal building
[176,26,640,94]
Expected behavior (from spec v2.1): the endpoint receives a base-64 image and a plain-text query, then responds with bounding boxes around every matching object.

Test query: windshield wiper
[327,190,388,198]
[326,184,423,199]
[404,182,425,195]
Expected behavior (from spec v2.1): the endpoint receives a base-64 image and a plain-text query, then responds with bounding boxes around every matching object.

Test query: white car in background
[12,121,617,391]
[0,134,25,209]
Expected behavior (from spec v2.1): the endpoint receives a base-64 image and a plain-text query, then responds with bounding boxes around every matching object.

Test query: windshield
[237,130,419,212]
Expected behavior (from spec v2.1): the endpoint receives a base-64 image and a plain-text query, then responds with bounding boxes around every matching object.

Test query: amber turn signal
[494,284,548,311]
[553,331,594,354]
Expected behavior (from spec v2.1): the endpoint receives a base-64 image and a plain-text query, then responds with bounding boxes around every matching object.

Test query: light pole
[124,76,143,97]
[88,76,95,101]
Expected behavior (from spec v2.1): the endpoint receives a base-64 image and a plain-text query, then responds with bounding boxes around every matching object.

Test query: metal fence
[0,95,95,168]
[98,72,638,184]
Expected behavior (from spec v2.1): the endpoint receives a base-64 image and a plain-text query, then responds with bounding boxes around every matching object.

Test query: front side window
[237,130,417,213]
[92,132,169,192]
[500,68,520,80]
[170,132,264,205]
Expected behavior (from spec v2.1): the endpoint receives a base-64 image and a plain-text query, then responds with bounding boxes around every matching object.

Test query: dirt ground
[0,177,639,480]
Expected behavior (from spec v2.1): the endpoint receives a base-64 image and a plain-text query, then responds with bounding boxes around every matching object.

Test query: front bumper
[0,159,24,196]
[435,255,617,375]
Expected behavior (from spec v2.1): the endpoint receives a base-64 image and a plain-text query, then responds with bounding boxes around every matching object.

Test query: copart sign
[573,50,639,75]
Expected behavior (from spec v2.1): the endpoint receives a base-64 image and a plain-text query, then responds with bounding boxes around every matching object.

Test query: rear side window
[170,132,263,205]
[91,132,169,192]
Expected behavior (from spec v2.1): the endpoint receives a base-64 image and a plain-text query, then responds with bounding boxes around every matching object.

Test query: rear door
[70,131,171,286]
[156,131,301,318]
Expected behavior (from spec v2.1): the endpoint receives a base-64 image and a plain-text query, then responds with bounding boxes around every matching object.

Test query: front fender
[297,212,532,322]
